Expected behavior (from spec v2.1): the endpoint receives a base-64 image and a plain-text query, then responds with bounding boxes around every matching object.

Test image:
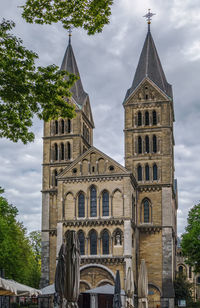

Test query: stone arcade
[41,20,178,308]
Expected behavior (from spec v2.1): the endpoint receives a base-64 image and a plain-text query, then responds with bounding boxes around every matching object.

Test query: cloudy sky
[0,0,200,236]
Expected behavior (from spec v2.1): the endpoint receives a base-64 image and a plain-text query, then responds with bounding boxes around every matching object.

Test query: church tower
[41,35,94,287]
[123,15,177,307]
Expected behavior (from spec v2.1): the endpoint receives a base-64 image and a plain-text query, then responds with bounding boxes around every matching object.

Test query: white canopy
[0,277,41,296]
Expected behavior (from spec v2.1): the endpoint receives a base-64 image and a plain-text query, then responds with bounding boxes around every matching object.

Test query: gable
[124,78,171,105]
[58,147,130,179]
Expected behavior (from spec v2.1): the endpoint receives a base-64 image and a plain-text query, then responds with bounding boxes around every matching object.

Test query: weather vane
[143,9,156,31]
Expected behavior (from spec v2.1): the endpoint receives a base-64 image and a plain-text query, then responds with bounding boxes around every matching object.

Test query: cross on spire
[143,9,156,32]
[68,27,73,44]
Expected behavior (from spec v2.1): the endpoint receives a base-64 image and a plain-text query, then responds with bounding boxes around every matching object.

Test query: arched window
[67,142,71,160]
[54,143,58,160]
[138,136,142,154]
[137,165,142,181]
[143,199,150,223]
[152,110,157,125]
[145,165,150,181]
[78,231,85,255]
[179,266,183,275]
[61,119,65,134]
[145,111,149,125]
[153,164,158,180]
[102,191,109,216]
[102,230,109,255]
[54,170,58,187]
[67,119,71,133]
[90,230,97,255]
[61,143,64,160]
[153,135,157,153]
[78,193,85,218]
[145,135,149,153]
[138,112,142,126]
[55,120,58,134]
[90,186,97,217]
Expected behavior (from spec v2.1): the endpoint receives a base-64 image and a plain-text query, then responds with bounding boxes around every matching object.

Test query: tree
[0,188,40,287]
[21,0,113,35]
[174,273,193,305]
[181,203,200,273]
[0,19,77,144]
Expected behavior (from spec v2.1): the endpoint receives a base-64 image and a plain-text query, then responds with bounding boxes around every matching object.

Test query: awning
[0,277,41,296]
[84,284,125,295]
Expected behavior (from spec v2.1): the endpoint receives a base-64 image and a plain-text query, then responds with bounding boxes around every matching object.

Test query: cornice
[62,218,125,228]
[61,174,131,184]
[80,256,125,265]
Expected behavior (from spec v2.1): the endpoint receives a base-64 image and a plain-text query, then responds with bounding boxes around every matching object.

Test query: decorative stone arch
[112,189,124,217]
[177,263,187,276]
[80,280,91,292]
[64,192,75,220]
[82,159,89,175]
[140,197,152,224]
[148,283,162,303]
[97,279,114,287]
[80,264,115,280]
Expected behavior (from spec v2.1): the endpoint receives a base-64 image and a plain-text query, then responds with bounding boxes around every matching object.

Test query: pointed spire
[124,17,172,102]
[61,33,88,107]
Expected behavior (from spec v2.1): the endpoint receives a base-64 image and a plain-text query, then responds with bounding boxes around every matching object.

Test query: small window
[54,170,58,187]
[137,165,142,181]
[152,110,157,125]
[138,112,142,126]
[153,135,157,153]
[102,230,109,255]
[179,266,183,275]
[138,136,142,154]
[54,143,58,161]
[90,230,97,255]
[61,143,64,160]
[197,276,200,284]
[153,164,158,180]
[145,111,149,125]
[72,168,77,174]
[189,266,192,279]
[78,231,85,255]
[109,165,114,171]
[145,135,149,153]
[61,119,65,134]
[92,166,95,172]
[67,119,71,133]
[67,142,71,160]
[145,165,150,181]
[144,199,150,223]
[55,120,58,134]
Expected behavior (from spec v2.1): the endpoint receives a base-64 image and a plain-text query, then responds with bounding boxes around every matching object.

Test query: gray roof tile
[61,39,88,106]
[124,30,172,102]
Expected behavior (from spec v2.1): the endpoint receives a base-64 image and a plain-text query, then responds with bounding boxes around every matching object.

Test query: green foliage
[0,19,77,144]
[0,188,40,288]
[181,203,200,272]
[21,0,113,35]
[174,273,193,305]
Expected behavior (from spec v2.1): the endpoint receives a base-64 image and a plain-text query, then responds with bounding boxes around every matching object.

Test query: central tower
[123,16,177,307]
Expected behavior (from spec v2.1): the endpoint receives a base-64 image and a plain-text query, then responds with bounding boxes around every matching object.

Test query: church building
[41,16,178,308]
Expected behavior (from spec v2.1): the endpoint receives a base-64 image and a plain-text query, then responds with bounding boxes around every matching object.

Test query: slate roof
[124,30,172,102]
[61,37,88,107]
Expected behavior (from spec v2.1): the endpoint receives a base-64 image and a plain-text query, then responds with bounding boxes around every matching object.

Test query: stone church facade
[41,26,178,307]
